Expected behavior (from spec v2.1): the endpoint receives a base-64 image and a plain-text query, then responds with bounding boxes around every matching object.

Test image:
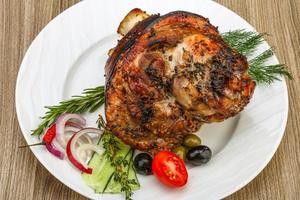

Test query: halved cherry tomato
[152,151,188,187]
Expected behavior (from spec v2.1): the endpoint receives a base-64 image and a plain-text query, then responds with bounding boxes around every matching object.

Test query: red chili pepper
[42,124,56,144]
[19,121,80,149]
[43,121,79,144]
[19,124,57,148]
[66,134,93,174]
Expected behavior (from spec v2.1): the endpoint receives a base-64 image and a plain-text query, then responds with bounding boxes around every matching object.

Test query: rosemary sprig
[222,29,292,83]
[32,86,105,136]
[98,116,137,200]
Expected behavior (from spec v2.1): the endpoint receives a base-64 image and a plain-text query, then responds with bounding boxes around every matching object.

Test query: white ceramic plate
[15,0,288,199]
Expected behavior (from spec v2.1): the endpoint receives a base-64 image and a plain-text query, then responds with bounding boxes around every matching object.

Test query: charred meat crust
[105,11,217,87]
[105,14,160,87]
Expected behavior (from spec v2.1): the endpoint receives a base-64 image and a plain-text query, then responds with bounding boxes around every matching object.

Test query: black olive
[133,153,153,175]
[186,145,212,166]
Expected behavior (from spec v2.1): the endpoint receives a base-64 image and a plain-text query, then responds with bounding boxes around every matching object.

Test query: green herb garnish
[31,86,105,136]
[248,49,292,83]
[113,156,138,200]
[222,29,292,83]
[98,117,137,200]
[222,29,266,55]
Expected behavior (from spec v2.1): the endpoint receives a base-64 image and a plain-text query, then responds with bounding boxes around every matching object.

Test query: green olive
[183,134,202,148]
[172,146,187,160]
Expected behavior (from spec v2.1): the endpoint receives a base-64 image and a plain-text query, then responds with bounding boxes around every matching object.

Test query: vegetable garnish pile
[22,9,292,200]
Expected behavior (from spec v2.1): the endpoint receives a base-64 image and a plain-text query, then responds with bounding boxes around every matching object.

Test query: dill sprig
[248,49,292,84]
[32,86,105,136]
[222,29,292,83]
[222,29,266,56]
[98,116,137,200]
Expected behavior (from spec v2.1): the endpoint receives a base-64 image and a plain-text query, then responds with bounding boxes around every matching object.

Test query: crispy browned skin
[105,11,256,154]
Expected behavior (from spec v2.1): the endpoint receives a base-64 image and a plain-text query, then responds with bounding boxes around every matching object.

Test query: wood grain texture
[0,0,299,199]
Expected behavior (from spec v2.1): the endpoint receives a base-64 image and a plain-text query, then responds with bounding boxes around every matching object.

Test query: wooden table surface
[1,0,299,199]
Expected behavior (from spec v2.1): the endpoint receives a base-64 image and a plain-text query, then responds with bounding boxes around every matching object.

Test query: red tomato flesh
[152,151,188,187]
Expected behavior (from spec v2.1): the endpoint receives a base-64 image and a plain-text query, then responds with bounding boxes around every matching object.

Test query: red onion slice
[64,126,81,141]
[46,143,64,159]
[76,144,104,166]
[52,138,65,153]
[55,113,86,148]
[65,121,84,129]
[64,126,81,133]
[74,134,93,159]
[69,128,103,168]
